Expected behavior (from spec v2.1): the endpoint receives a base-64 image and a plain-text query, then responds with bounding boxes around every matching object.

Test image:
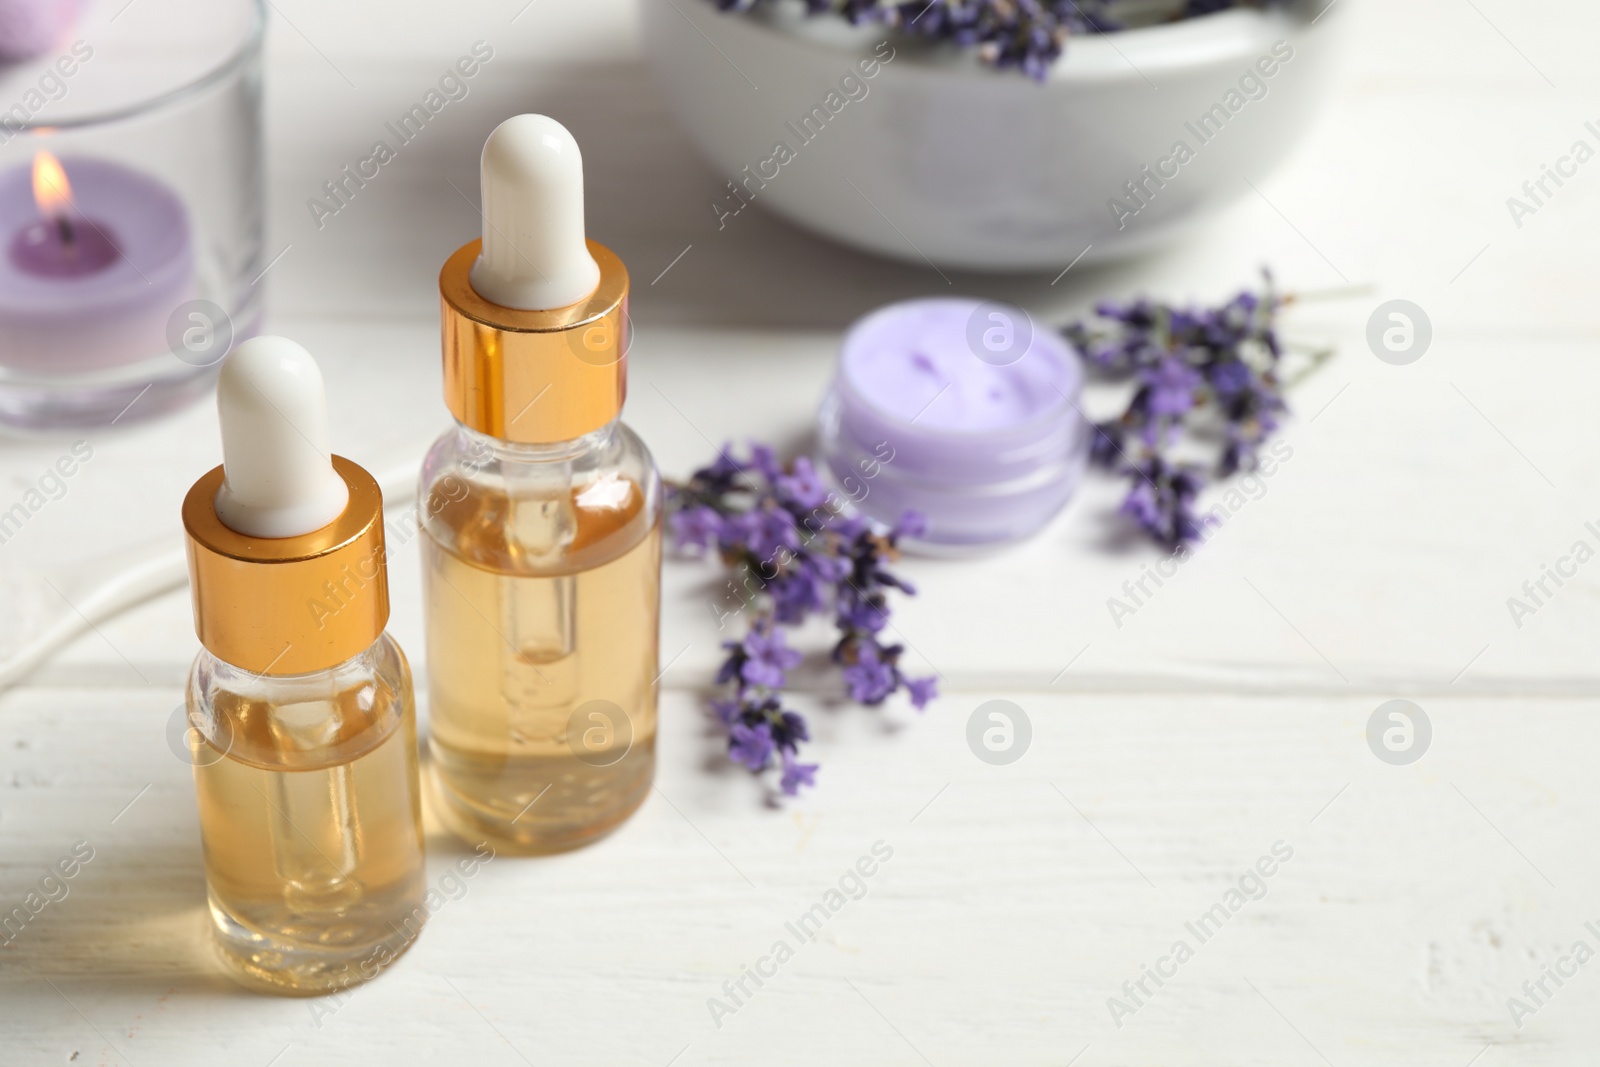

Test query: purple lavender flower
[772,709,810,753]
[669,504,726,552]
[837,599,888,635]
[708,0,1270,79]
[779,752,818,796]
[733,505,800,562]
[702,444,745,491]
[729,720,775,771]
[1142,357,1202,417]
[1064,270,1288,549]
[841,642,897,705]
[808,552,852,583]
[666,442,939,798]
[738,624,803,689]
[906,675,939,711]
[770,559,831,624]
[1090,423,1125,468]
[775,456,829,510]
[1208,359,1252,398]
[748,442,784,481]
[1121,457,1215,548]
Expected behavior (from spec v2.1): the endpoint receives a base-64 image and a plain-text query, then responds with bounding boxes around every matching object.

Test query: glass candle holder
[0,0,263,432]
[817,297,1089,554]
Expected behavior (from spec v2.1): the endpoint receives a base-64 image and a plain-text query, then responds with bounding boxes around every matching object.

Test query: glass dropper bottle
[418,114,662,854]
[182,337,427,994]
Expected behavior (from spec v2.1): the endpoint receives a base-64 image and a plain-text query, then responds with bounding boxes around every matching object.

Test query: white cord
[0,458,422,693]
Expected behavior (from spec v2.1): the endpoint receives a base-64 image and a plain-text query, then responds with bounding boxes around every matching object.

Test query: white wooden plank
[1,685,1595,1064]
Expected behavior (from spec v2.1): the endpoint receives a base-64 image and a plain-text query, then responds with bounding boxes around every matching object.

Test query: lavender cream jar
[817,297,1089,554]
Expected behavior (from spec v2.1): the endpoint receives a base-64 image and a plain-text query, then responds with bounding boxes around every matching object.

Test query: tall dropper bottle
[183,337,427,994]
[419,114,662,853]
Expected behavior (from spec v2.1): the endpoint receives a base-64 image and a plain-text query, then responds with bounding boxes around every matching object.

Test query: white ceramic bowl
[641,0,1342,271]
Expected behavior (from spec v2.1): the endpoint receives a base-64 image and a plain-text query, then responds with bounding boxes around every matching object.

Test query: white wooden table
[5,0,1600,1062]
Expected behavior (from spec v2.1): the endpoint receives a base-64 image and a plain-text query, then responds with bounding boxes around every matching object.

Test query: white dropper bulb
[469,113,602,311]
[213,336,350,539]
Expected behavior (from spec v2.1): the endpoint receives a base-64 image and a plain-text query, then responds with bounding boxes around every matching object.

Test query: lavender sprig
[1066,271,1291,549]
[710,0,1275,79]
[668,444,937,796]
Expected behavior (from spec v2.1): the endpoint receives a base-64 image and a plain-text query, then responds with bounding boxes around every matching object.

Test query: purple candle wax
[0,154,194,374]
[817,297,1089,552]
[0,0,80,62]
[10,214,119,276]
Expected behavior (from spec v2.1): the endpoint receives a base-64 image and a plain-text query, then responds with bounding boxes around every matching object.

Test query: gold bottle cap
[439,237,630,444]
[183,456,390,676]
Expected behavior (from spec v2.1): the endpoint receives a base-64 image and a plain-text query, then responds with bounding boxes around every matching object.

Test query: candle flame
[31,151,72,222]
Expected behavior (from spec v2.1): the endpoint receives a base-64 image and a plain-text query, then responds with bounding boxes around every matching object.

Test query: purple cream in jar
[817,297,1088,553]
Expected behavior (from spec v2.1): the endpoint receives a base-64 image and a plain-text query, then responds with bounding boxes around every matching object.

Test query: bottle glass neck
[456,420,617,466]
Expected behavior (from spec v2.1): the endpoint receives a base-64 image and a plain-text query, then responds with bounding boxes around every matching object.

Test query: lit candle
[817,297,1090,552]
[13,152,118,275]
[0,151,194,373]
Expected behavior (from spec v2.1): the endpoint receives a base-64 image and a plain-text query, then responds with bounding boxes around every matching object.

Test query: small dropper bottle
[420,114,662,853]
[182,337,427,995]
